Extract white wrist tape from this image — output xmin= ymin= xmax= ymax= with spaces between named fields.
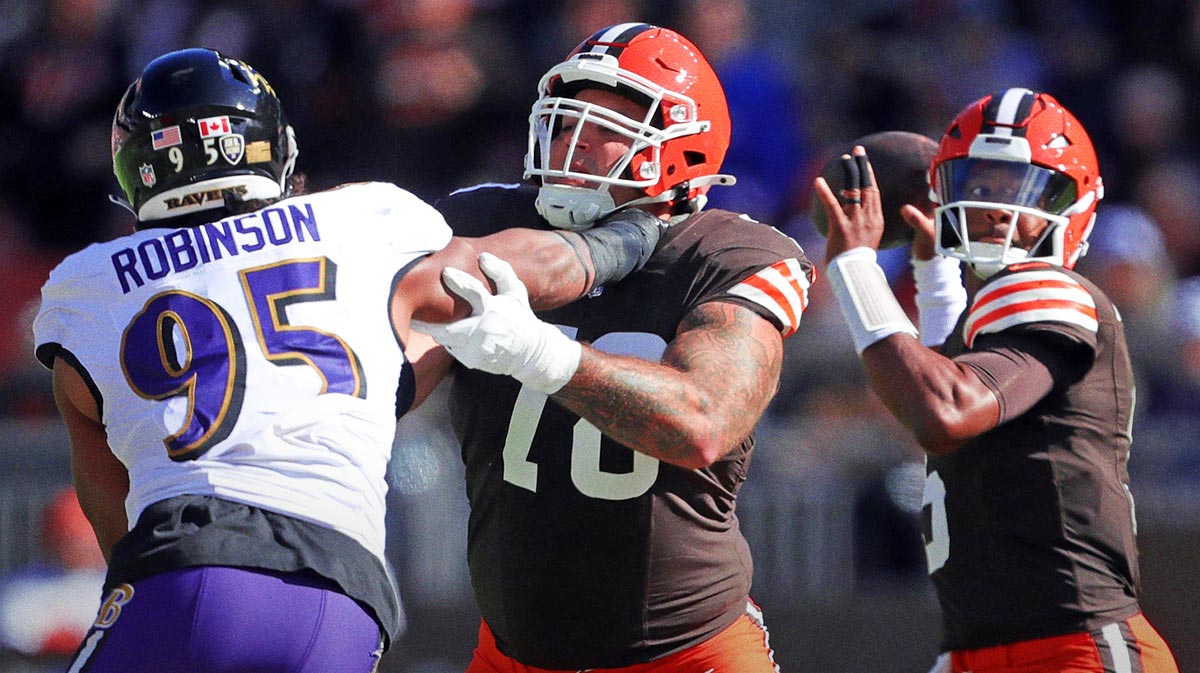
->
xmin=911 ymin=255 xmax=967 ymax=347
xmin=512 ymin=322 xmax=583 ymax=395
xmin=827 ymin=247 xmax=918 ymax=354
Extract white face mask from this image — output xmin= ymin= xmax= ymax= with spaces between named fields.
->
xmin=524 ymin=53 xmax=703 ymax=230
xmin=526 ymin=91 xmax=669 ymax=230
xmin=933 ymin=157 xmax=1075 ymax=278
xmin=935 ymin=203 xmax=1063 ymax=280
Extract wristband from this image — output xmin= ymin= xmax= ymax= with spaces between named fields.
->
xmin=827 ymin=247 xmax=918 ymax=354
xmin=911 ymin=255 xmax=966 ymax=347
xmin=513 ymin=322 xmax=583 ymax=394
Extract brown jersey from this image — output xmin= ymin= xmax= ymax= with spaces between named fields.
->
xmin=927 ymin=262 xmax=1141 ymax=650
xmin=436 ymin=184 xmax=813 ymax=668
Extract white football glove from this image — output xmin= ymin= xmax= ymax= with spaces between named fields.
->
xmin=411 ymin=253 xmax=582 ymax=394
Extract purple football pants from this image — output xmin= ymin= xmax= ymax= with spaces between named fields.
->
xmin=67 ymin=566 xmax=383 ymax=673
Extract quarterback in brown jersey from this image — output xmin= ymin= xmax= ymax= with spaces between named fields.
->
xmin=411 ymin=23 xmax=813 ymax=673
xmin=815 ymin=88 xmax=1179 ymax=673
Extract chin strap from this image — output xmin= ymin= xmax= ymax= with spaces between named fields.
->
xmin=536 ymin=185 xmax=617 ymax=230
xmin=621 ymin=173 xmax=738 ymax=214
xmin=108 ymin=193 xmax=136 ymax=215
xmin=685 ymin=173 xmax=738 ymax=189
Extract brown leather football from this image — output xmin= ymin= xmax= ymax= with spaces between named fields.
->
xmin=811 ymin=130 xmax=938 ymax=249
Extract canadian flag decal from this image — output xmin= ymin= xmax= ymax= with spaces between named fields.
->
xmin=197 ymin=115 xmax=232 ymax=138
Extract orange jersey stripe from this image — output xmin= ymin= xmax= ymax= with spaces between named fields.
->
xmin=973 ymin=277 xmax=1082 ymax=312
xmin=969 ymin=298 xmax=1098 ymax=336
xmin=733 ymin=259 xmax=810 ymax=337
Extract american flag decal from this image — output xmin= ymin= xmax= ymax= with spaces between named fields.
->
xmin=964 ymin=269 xmax=1097 ymax=347
xmin=151 ymin=125 xmax=182 ymax=150
xmin=726 ymin=259 xmax=810 ymax=337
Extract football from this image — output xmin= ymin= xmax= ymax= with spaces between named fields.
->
xmin=811 ymin=130 xmax=939 ymax=249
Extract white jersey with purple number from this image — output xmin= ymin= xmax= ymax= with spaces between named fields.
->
xmin=33 ymin=182 xmax=449 ymax=562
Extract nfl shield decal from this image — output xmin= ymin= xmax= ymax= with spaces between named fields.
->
xmin=140 ymin=164 xmax=157 ymax=188
xmin=220 ymin=134 xmax=246 ymax=165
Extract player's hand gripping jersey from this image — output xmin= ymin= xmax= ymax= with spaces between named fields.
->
xmin=438 ymin=184 xmax=812 ymax=668
xmin=926 ymin=262 xmax=1140 ymax=650
xmin=33 ymin=182 xmax=445 ymax=640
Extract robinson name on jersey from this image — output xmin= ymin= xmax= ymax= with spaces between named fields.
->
xmin=111 ymin=201 xmax=320 ymax=294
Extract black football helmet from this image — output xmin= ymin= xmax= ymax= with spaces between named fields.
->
xmin=112 ymin=48 xmax=297 ymax=222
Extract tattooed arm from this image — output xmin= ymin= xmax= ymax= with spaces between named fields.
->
xmin=552 ymin=301 xmax=783 ymax=469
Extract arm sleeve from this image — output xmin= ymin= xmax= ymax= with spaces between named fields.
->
xmin=956 ymin=330 xmax=1090 ymax=424
xmin=911 ymin=256 xmax=966 ymax=347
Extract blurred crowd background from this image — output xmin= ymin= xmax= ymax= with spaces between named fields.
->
xmin=1 ymin=0 xmax=1198 ymax=671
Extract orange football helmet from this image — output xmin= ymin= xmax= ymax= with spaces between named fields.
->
xmin=930 ymin=88 xmax=1103 ymax=277
xmin=525 ymin=23 xmax=735 ymax=229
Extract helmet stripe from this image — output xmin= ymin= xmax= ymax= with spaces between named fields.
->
xmin=983 ymin=88 xmax=1036 ymax=137
xmin=583 ymin=23 xmax=653 ymax=56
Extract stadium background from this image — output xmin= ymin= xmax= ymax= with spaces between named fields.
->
xmin=0 ymin=0 xmax=1197 ymax=670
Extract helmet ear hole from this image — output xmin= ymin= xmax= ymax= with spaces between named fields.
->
xmin=684 ymin=151 xmax=706 ymax=167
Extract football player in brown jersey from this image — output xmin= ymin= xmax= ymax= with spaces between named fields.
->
xmin=816 ymin=88 xmax=1179 ymax=673
xmin=411 ymin=22 xmax=814 ymax=673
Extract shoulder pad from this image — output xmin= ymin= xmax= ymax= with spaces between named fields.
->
xmin=444 ymin=182 xmax=524 ymax=198
xmin=964 ymin=268 xmax=1097 ymax=348
xmin=435 ymin=183 xmax=540 ymax=236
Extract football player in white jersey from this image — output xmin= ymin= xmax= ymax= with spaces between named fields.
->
xmin=34 ymin=48 xmax=661 ymax=673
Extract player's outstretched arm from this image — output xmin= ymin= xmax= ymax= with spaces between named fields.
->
xmin=394 ymin=208 xmax=661 ymax=406
xmin=556 ymin=300 xmax=783 ymax=469
xmin=51 ymin=359 xmax=128 ymax=561
xmin=413 ymin=252 xmax=784 ymax=469
xmin=395 ymin=207 xmax=662 ymax=329
xmin=815 ymin=147 xmax=1000 ymax=456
